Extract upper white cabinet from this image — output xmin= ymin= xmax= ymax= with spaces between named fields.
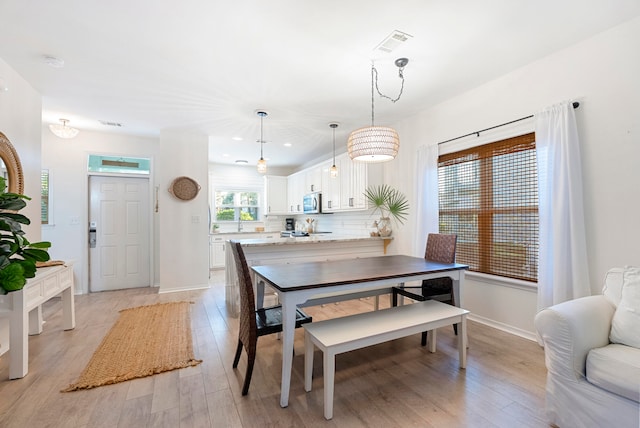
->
xmin=339 ymin=154 xmax=367 ymax=210
xmin=264 ymin=175 xmax=288 ymax=215
xmin=305 ymin=165 xmax=323 ymax=193
xmin=321 ymin=161 xmax=340 ymax=212
xmin=303 ymin=153 xmax=369 ymax=213
xmin=287 ymin=171 xmax=305 ymax=213
xmin=285 ymin=153 xmax=375 ymax=214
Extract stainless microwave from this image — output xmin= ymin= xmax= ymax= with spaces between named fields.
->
xmin=303 ymin=192 xmax=321 ymax=214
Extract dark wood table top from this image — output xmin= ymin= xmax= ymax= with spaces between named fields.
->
xmin=251 ymin=255 xmax=468 ymax=292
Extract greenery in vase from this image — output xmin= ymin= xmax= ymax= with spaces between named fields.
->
xmin=0 ymin=177 xmax=51 ymax=294
xmin=364 ymin=184 xmax=410 ymax=225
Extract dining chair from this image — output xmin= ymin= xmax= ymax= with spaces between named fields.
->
xmin=391 ymin=233 xmax=458 ymax=345
xmin=229 ymin=240 xmax=312 ymax=396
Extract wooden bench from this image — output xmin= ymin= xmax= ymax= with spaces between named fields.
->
xmin=303 ymin=300 xmax=469 ymax=420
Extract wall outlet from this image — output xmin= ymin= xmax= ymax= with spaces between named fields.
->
xmin=69 ymin=216 xmax=80 ymax=225
xmin=191 ymin=215 xmax=200 ymax=224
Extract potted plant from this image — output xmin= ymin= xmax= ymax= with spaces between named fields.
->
xmin=364 ymin=184 xmax=409 ymax=237
xmin=0 ymin=177 xmax=51 ymax=294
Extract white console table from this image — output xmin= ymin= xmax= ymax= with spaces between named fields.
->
xmin=0 ymin=262 xmax=75 ymax=379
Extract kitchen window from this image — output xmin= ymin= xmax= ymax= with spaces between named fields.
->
xmin=214 ymin=190 xmax=260 ymax=222
xmin=438 ymin=133 xmax=538 ymax=282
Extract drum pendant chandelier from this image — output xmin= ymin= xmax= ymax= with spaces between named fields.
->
xmin=348 ymin=58 xmax=408 ymax=163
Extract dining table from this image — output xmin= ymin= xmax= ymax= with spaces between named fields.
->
xmin=251 ymin=254 xmax=469 ymax=407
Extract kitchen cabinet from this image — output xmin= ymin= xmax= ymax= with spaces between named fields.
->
xmin=210 ymin=235 xmax=226 ymax=269
xmin=321 ymin=161 xmax=340 ymax=212
xmin=211 ymin=232 xmax=278 ymax=270
xmin=305 ymin=165 xmax=323 ymax=193
xmin=288 ymin=171 xmax=305 ymax=213
xmin=287 ymin=153 xmax=373 ymax=213
xmin=340 ymin=153 xmax=367 ymax=210
xmin=320 ymin=153 xmax=367 ymax=212
xmin=264 ymin=175 xmax=288 ymax=215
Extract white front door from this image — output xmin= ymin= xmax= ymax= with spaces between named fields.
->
xmin=89 ymin=175 xmax=150 ymax=292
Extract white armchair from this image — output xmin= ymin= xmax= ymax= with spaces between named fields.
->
xmin=534 ymin=268 xmax=640 ymax=428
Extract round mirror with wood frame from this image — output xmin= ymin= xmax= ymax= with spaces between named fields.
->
xmin=0 ymin=131 xmax=25 ymax=194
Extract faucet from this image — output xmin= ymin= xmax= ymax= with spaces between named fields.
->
xmin=237 ymin=217 xmax=243 ymax=232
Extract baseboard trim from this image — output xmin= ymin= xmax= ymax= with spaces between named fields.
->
xmin=468 ymin=313 xmax=537 ymax=342
xmin=158 ymin=283 xmax=211 ymax=294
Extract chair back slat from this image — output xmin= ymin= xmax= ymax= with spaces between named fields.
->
xmin=424 ymin=233 xmax=457 ymax=264
xmin=229 ymin=240 xmax=257 ymax=348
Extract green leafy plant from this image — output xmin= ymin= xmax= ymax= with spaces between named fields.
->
xmin=0 ymin=177 xmax=51 ymax=293
xmin=364 ymin=184 xmax=410 ymax=225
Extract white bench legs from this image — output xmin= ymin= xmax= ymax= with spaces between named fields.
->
xmin=304 ymin=336 xmax=337 ymax=420
xmin=303 ymin=300 xmax=469 ymax=420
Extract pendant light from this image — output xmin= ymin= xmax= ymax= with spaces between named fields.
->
xmin=348 ymin=58 xmax=408 ymax=162
xmin=256 ymin=110 xmax=268 ymax=174
xmin=330 ymin=123 xmax=338 ymax=178
xmin=49 ymin=118 xmax=80 ymax=139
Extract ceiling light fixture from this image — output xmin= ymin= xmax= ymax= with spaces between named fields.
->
xmin=256 ymin=110 xmax=268 ymax=174
xmin=43 ymin=55 xmax=65 ymax=68
xmin=235 ymin=159 xmax=248 ymax=165
xmin=329 ymin=123 xmax=339 ymax=178
xmin=49 ymin=118 xmax=80 ymax=139
xmin=348 ymin=57 xmax=408 ymax=163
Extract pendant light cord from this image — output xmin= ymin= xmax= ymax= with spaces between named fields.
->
xmin=331 ymin=123 xmax=337 ymax=165
xmin=373 ymin=62 xmax=406 ymax=103
xmin=259 ymin=112 xmax=265 ymax=159
xmin=370 ymin=59 xmax=407 ymax=127
xmin=371 ymin=65 xmax=376 ymax=127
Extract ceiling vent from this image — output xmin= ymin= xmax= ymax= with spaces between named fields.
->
xmin=99 ymin=120 xmax=123 ymax=127
xmin=374 ymin=30 xmax=413 ymax=53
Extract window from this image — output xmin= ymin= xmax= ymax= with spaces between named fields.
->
xmin=87 ymin=155 xmax=150 ymax=175
xmin=41 ymin=169 xmax=51 ymax=225
xmin=438 ymin=133 xmax=538 ymax=282
xmin=215 ymin=190 xmax=260 ymax=221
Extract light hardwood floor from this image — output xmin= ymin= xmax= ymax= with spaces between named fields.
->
xmin=0 ymin=271 xmax=550 ymax=427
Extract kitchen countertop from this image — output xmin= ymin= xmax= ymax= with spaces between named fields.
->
xmin=234 ymin=234 xmax=392 ymax=247
xmin=211 ymin=231 xmax=279 ymax=235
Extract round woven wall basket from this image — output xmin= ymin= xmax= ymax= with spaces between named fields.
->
xmin=168 ymin=176 xmax=200 ymax=201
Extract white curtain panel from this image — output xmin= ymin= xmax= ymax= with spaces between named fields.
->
xmin=414 ymin=144 xmax=439 ymax=256
xmin=535 ymin=101 xmax=591 ymax=311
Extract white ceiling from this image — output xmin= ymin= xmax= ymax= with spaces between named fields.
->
xmin=1 ymin=1 xmax=639 ymax=169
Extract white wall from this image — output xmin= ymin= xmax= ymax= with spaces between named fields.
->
xmin=0 ymin=58 xmax=42 ymax=240
xmin=41 ymin=129 xmax=158 ymax=294
xmin=158 ymin=131 xmax=209 ymax=293
xmin=385 ymin=16 xmax=640 ymax=338
xmin=0 ymin=58 xmax=42 ymax=354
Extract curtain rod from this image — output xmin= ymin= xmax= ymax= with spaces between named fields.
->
xmin=437 ymin=101 xmax=580 ymax=146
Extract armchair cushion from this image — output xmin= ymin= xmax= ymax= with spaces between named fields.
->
xmin=587 ymin=344 xmax=640 ymax=402
xmin=609 ymin=267 xmax=640 ymax=348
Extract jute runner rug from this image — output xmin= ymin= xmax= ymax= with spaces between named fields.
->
xmin=62 ymin=301 xmax=202 ymax=392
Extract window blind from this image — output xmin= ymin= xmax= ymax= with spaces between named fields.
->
xmin=438 ymin=133 xmax=538 ymax=282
